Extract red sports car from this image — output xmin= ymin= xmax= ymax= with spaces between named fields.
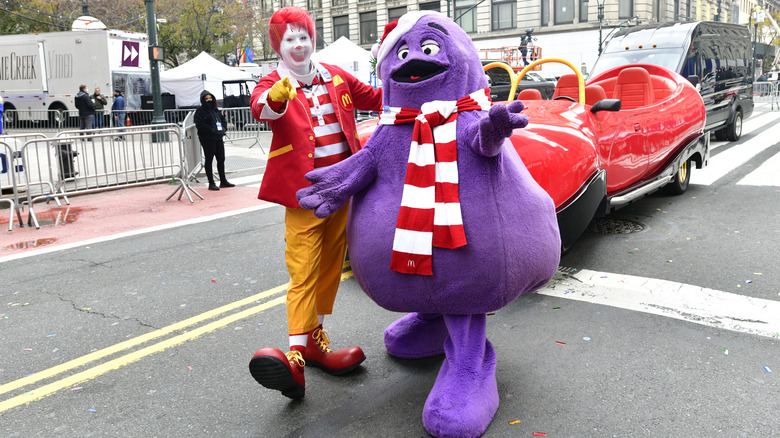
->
xmin=357 ymin=60 xmax=709 ymax=250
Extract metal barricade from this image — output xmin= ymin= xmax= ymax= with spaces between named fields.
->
xmin=221 ymin=107 xmax=268 ymax=152
xmin=20 ymin=124 xmax=202 ymax=228
xmin=754 ymin=81 xmax=780 ymax=110
xmin=182 ymin=112 xmax=203 ymax=181
xmin=0 ymin=133 xmax=48 ymax=230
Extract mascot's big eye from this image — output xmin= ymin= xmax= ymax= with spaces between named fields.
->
xmin=397 ymin=45 xmax=410 ymax=60
xmin=421 ymin=40 xmax=440 ymax=56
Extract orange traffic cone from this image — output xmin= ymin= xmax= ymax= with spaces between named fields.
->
xmin=126 ymin=115 xmax=131 ymax=126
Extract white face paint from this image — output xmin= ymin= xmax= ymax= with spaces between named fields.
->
xmin=280 ymin=25 xmax=314 ymax=76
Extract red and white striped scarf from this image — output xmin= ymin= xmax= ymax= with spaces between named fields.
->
xmin=378 ymin=88 xmax=492 ymax=275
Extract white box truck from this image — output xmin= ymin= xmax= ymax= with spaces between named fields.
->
xmin=0 ymin=28 xmax=151 ymax=127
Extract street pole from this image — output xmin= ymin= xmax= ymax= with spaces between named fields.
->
xmin=598 ymin=1 xmax=604 ymax=56
xmin=144 ymin=0 xmax=166 ymax=128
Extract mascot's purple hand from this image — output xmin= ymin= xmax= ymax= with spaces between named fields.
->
xmin=470 ymin=101 xmax=529 ymax=157
xmin=296 ymin=148 xmax=379 ymax=218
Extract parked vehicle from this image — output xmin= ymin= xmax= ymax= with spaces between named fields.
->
xmin=0 ymin=28 xmax=151 ymax=128
xmin=482 ymin=60 xmax=555 ymax=101
xmin=357 ymin=61 xmax=709 ymax=250
xmin=589 ymin=21 xmax=753 ymax=141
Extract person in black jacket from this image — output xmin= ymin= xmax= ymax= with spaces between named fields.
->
xmin=194 ymin=90 xmax=234 ymax=191
xmin=74 ymin=84 xmax=95 ymax=138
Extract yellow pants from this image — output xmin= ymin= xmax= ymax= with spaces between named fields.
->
xmin=284 ymin=202 xmax=349 ymax=335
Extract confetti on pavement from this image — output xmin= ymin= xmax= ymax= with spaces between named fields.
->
xmin=508 ymin=420 xmax=521 ymax=425
xmin=765 ymin=366 xmax=772 ymax=373
xmin=583 ymin=337 xmax=591 ymax=341
xmin=724 ymin=349 xmax=728 ymax=355
xmin=71 ymin=387 xmax=83 ymax=391
xmin=555 ymin=341 xmax=566 ymax=345
xmin=88 ymin=409 xmax=97 ymax=413
xmin=187 ymin=366 xmax=193 ymax=370
xmin=533 ymin=433 xmax=547 ymax=437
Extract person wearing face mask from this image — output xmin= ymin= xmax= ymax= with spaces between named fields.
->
xmin=194 ymin=90 xmax=234 ymax=190
xmin=247 ymin=6 xmax=382 ymax=400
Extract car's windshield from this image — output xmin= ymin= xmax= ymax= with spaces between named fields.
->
xmin=590 ymin=48 xmax=684 ymax=78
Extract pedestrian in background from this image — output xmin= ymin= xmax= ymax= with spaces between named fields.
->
xmin=91 ymin=87 xmax=107 ymax=129
xmin=194 ymin=90 xmax=233 ymax=191
xmin=0 ymin=95 xmax=5 ymax=135
xmin=112 ymin=89 xmax=126 ymax=139
xmin=519 ymin=29 xmax=535 ymax=66
xmin=74 ymin=84 xmax=95 ymax=138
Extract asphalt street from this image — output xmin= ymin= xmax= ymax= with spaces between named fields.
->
xmin=1 ymin=103 xmax=779 ymax=437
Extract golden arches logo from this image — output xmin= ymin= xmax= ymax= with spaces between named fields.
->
xmin=341 ymin=93 xmax=353 ymax=108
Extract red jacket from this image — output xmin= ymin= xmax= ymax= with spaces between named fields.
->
xmin=250 ymin=62 xmax=382 ymax=208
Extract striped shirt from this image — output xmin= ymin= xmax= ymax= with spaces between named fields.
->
xmin=302 ymin=76 xmax=351 ymax=169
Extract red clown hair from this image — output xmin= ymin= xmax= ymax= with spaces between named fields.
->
xmin=268 ymin=7 xmax=316 ymax=55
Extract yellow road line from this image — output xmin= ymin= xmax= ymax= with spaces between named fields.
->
xmin=0 ymin=284 xmax=287 ymax=397
xmin=0 ymin=296 xmax=287 ymax=414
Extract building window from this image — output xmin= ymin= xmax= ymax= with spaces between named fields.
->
xmin=554 ymin=0 xmax=574 ymax=24
xmin=491 ymin=0 xmax=516 ymax=31
xmin=333 ymin=15 xmax=349 ymax=41
xmin=541 ymin=0 xmax=549 ymax=26
xmin=332 ymin=0 xmax=348 ymax=6
xmin=360 ymin=12 xmax=377 ymax=45
xmin=308 ymin=0 xmax=322 ymax=10
xmin=419 ymin=2 xmax=441 ymax=11
xmin=388 ymin=6 xmax=407 ymax=23
xmin=315 ymin=19 xmax=324 ymax=50
xmin=579 ymin=0 xmax=588 ymax=22
xmin=619 ymin=0 xmax=633 ymax=19
xmin=455 ymin=0 xmax=478 ymax=32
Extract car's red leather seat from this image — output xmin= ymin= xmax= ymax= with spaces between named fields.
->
xmin=584 ymin=85 xmax=607 ymax=106
xmin=650 ymin=75 xmax=677 ymax=101
xmin=518 ymin=88 xmax=543 ymax=101
xmin=553 ymin=74 xmax=580 ymax=100
xmin=613 ymin=67 xmax=654 ymax=109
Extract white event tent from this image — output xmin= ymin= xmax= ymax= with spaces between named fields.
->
xmin=312 ymin=36 xmax=373 ymax=85
xmin=160 ymin=52 xmax=255 ymax=107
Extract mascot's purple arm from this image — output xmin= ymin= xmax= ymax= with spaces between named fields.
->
xmin=296 ymin=100 xmax=528 ymax=217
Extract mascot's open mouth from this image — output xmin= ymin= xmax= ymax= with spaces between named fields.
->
xmin=392 ymin=59 xmax=447 ymax=83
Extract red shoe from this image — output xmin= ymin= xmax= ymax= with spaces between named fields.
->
xmin=249 ymin=346 xmax=305 ymax=399
xmin=303 ymin=325 xmax=365 ymax=375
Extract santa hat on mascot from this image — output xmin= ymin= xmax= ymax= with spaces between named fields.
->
xmin=371 ymin=11 xmax=437 ymax=78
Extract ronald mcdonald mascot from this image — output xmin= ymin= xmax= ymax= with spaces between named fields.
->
xmin=297 ymin=10 xmax=561 ymax=438
xmin=247 ymin=7 xmax=382 ymax=400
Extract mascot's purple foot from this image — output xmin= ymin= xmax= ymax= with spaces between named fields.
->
xmin=423 ymin=314 xmax=498 ymax=438
xmin=384 ymin=312 xmax=448 ymax=359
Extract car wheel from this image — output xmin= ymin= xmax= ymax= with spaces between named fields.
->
xmin=725 ymin=109 xmax=743 ymax=141
xmin=3 ymin=104 xmax=17 ymax=128
xmin=48 ymin=104 xmax=66 ymax=129
xmin=664 ymin=158 xmax=692 ymax=195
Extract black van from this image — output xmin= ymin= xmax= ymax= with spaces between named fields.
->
xmin=589 ymin=21 xmax=754 ymax=141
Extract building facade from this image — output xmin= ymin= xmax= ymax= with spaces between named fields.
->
xmin=253 ymin=0 xmax=776 ymax=74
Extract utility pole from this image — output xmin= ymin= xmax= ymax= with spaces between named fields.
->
xmin=715 ymin=0 xmax=721 ymax=21
xmin=144 ymin=0 xmax=167 ymax=130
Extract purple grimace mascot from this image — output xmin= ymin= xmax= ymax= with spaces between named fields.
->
xmin=297 ymin=11 xmax=561 ymax=438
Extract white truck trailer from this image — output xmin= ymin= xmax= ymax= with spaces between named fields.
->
xmin=0 ymin=28 xmax=151 ymax=127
